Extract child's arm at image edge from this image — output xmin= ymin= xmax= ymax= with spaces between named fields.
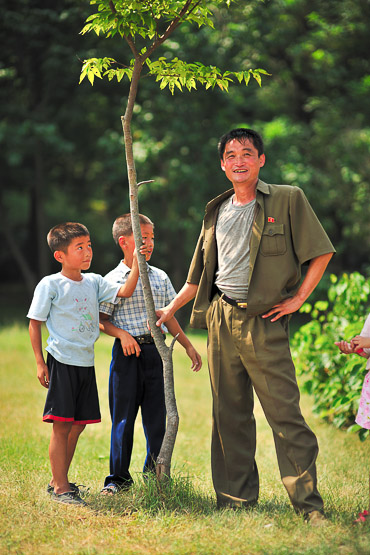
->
xmin=165 ymin=317 xmax=202 ymax=372
xmin=351 ymin=335 xmax=370 ymax=354
xmin=334 ymin=340 xmax=355 ymax=354
xmin=29 ymin=319 xmax=50 ymax=388
xmin=334 ymin=339 xmax=368 ymax=357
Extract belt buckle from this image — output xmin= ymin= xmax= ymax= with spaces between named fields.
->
xmin=136 ymin=335 xmax=148 ymax=344
xmin=236 ymin=301 xmax=247 ymax=309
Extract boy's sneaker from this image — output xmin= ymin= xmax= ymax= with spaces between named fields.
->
xmin=51 ymin=490 xmax=87 ymax=506
xmin=47 ymin=482 xmax=89 ymax=496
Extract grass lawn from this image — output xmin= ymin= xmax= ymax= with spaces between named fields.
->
xmin=1 ymin=323 xmax=370 ymax=554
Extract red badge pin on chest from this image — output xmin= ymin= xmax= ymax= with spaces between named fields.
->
xmin=268 ymin=217 xmax=275 ymax=223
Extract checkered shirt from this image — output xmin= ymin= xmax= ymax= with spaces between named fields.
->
xmin=99 ymin=261 xmax=176 ymax=337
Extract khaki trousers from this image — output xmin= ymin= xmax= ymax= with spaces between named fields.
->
xmin=206 ymin=295 xmax=323 ymax=514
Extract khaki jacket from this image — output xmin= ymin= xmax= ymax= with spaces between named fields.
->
xmin=187 ymin=180 xmax=335 ymax=329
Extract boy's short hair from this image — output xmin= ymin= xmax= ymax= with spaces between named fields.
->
xmin=218 ymin=128 xmax=264 ymax=159
xmin=112 ymin=213 xmax=154 ymax=245
xmin=47 ymin=222 xmax=90 ymax=253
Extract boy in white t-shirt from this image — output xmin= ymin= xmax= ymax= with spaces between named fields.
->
xmin=27 ymin=222 xmax=146 ymax=506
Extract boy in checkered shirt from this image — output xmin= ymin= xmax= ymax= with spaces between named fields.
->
xmin=99 ymin=213 xmax=202 ymax=494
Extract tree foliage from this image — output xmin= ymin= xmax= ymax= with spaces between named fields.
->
xmin=1 ymin=0 xmax=370 ymax=309
xmin=78 ymin=0 xmax=267 ymax=92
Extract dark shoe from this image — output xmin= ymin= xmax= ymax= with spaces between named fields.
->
xmin=47 ymin=482 xmax=88 ymax=496
xmin=100 ymin=483 xmax=120 ymax=496
xmin=306 ymin=510 xmax=328 ymax=527
xmin=51 ymin=490 xmax=87 ymax=506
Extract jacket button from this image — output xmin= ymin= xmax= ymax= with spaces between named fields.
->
xmin=268 ymin=229 xmax=273 ymax=236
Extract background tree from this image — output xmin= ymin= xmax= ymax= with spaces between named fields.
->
xmin=0 ymin=0 xmax=129 ymax=296
xmin=1 ymin=0 xmax=369 ymax=311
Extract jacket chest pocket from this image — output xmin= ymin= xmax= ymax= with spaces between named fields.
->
xmin=260 ymin=224 xmax=286 ymax=256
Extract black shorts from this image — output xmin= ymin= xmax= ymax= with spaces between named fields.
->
xmin=43 ymin=353 xmax=101 ymax=425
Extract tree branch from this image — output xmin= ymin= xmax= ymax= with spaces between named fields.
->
xmin=137 ymin=179 xmax=155 ymax=188
xmin=125 ymin=35 xmax=140 ymax=59
xmin=169 ymin=333 xmax=179 ymax=353
xmin=143 ymin=0 xmax=200 ymax=61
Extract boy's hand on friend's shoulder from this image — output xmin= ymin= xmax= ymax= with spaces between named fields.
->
xmin=185 ymin=345 xmax=202 ymax=372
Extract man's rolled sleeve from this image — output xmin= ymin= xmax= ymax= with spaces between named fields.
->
xmin=289 ymin=187 xmax=335 ymax=265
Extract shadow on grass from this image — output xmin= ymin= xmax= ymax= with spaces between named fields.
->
xmin=85 ymin=472 xmax=297 ymax=522
xmin=86 ymin=472 xmax=215 ymax=517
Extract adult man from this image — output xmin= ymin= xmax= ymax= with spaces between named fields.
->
xmin=156 ymin=128 xmax=334 ymax=524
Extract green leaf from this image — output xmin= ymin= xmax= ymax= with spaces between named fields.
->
xmin=244 ymin=72 xmax=251 ymax=86
xmin=252 ymin=71 xmax=262 ymax=87
xmin=87 ymin=71 xmax=95 ymax=85
xmin=160 ymin=77 xmax=169 ymax=90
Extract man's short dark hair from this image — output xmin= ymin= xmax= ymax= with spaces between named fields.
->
xmin=112 ymin=213 xmax=154 ymax=245
xmin=47 ymin=222 xmax=90 ymax=253
xmin=218 ymin=128 xmax=264 ymax=159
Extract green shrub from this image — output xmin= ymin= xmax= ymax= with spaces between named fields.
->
xmin=291 ymin=272 xmax=370 ymax=441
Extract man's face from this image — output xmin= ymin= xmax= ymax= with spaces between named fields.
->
xmin=221 ymin=138 xmax=265 ymax=188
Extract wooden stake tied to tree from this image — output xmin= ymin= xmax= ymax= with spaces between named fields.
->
xmin=80 ymin=0 xmax=268 ymax=480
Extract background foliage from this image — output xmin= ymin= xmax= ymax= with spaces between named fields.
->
xmin=1 ymin=0 xmax=370 ymax=306
xmin=292 ymin=272 xmax=370 ymax=440
xmin=1 ymin=0 xmax=370 ymax=438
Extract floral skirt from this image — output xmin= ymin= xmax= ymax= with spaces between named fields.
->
xmin=355 ymin=370 xmax=370 ymax=430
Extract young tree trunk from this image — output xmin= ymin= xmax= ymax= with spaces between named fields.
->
xmin=121 ymin=58 xmax=179 ymax=480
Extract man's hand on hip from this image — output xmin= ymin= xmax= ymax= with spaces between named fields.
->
xmin=262 ymin=295 xmax=304 ymax=322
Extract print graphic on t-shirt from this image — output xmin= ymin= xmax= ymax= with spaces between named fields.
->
xmin=72 ymin=296 xmax=95 ymax=334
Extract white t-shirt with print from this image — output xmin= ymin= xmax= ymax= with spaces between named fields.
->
xmin=27 ymin=272 xmax=120 ymax=366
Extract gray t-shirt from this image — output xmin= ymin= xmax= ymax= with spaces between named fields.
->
xmin=215 ymin=196 xmax=256 ymax=300
xmin=27 ymin=272 xmax=120 ymax=366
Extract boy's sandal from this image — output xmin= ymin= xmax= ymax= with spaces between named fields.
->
xmin=100 ymin=483 xmax=120 ymax=495
xmin=353 ymin=510 xmax=370 ymax=524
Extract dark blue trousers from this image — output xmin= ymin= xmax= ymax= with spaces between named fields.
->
xmin=104 ymin=338 xmax=166 ymax=488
